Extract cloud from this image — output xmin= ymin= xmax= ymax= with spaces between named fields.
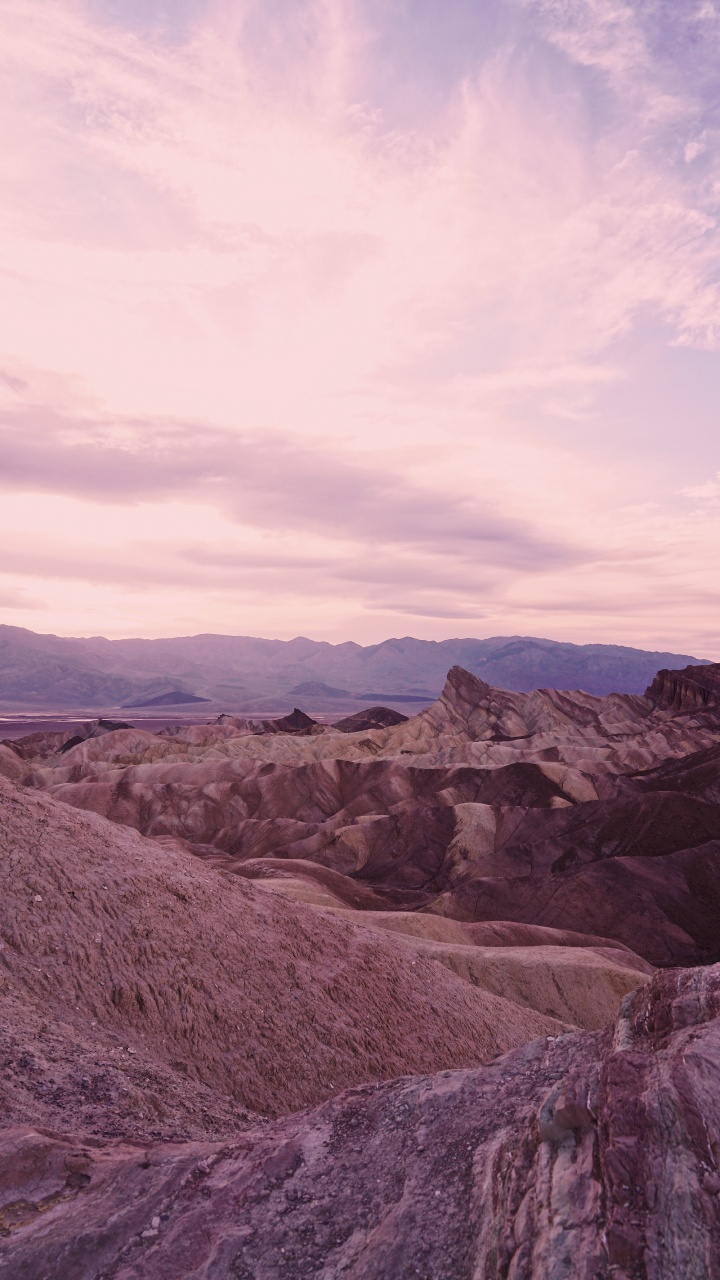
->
xmin=3 ymin=0 xmax=720 ymax=399
xmin=0 ymin=404 xmax=584 ymax=571
xmin=364 ymin=602 xmax=487 ymax=620
xmin=0 ymin=587 xmax=45 ymax=610
xmin=0 ymin=1 xmax=719 ymax=650
xmin=680 ymin=473 xmax=720 ymax=500
xmin=0 ymin=525 xmax=543 ymax=599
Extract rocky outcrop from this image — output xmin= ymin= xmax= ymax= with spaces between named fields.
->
xmin=3 ymin=718 xmax=132 ymax=762
xmin=405 ymin=664 xmax=656 ymax=745
xmin=0 ymin=743 xmax=26 ymax=782
xmin=646 ymin=662 xmax=720 ymax=711
xmin=332 ymin=706 xmax=408 ymax=732
xmin=427 ymin=790 xmax=720 ymax=965
xmin=621 ymin=740 xmax=720 ymax=806
xmin=263 ymin=708 xmax=319 ymax=734
xmin=431 ymin=839 xmax=720 ymax=967
xmin=214 ymin=708 xmax=320 ymax=735
xmin=2 ymin=964 xmax=720 ymax=1279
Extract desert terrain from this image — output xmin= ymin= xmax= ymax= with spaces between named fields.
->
xmin=2 ymin=656 xmax=720 ymax=1275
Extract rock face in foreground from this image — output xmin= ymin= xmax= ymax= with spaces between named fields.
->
xmin=2 ymin=964 xmax=720 ymax=1279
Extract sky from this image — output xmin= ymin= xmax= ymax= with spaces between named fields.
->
xmin=1 ymin=0 xmax=720 ymax=653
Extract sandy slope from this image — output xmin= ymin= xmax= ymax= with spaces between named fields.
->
xmin=0 ymin=742 xmax=26 ymax=783
xmin=0 ymin=776 xmax=568 ymax=1130
xmin=237 ymin=885 xmax=653 ymax=1029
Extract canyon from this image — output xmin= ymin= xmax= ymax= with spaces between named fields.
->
xmin=2 ymin=656 xmax=720 ymax=1275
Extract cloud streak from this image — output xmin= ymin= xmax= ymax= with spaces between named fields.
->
xmin=0 ymin=0 xmax=719 ymax=651
xmin=0 ymin=403 xmax=584 ymax=569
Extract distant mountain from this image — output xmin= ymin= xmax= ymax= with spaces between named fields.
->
xmin=0 ymin=624 xmax=711 ymax=711
xmin=121 ymin=691 xmax=212 ymax=708
xmin=288 ymin=682 xmax=352 ymax=699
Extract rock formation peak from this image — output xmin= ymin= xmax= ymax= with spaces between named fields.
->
xmin=646 ymin=661 xmax=720 ymax=711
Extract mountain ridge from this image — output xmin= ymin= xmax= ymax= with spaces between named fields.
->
xmin=0 ymin=623 xmax=711 ymax=710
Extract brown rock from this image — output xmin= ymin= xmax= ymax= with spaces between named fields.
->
xmin=2 ymin=964 xmax=720 ymax=1278
xmin=0 ymin=774 xmax=565 ymax=1128
xmin=332 ymin=706 xmax=409 ymax=732
xmin=646 ymin=662 xmax=720 ymax=711
xmin=0 ymin=743 xmax=26 ymax=783
xmin=14 ymin=662 xmax=720 ymax=967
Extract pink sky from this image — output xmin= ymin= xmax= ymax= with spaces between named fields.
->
xmin=1 ymin=0 xmax=720 ymax=653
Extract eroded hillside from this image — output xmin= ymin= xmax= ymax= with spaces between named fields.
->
xmin=10 ymin=662 xmax=720 ymax=966
xmin=2 ymin=660 xmax=720 ymax=1275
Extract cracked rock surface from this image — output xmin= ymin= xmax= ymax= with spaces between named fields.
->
xmin=2 ymin=965 xmax=720 ymax=1279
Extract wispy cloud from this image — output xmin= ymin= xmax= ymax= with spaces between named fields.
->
xmin=0 ymin=401 xmax=582 ymax=569
xmin=680 ymin=472 xmax=720 ymax=501
xmin=0 ymin=588 xmax=45 ymax=610
xmin=0 ymin=0 xmax=719 ymax=650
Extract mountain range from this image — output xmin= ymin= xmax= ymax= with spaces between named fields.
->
xmin=0 ymin=623 xmax=710 ymax=712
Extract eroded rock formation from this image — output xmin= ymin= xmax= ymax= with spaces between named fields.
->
xmin=3 ymin=658 xmax=720 ymax=1274
xmin=646 ymin=661 xmax=720 ymax=711
xmin=0 ymin=776 xmax=567 ymax=1129
xmin=14 ymin=663 xmax=720 ymax=966
xmin=2 ymin=965 xmax=720 ymax=1278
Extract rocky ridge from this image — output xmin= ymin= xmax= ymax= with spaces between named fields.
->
xmin=1 ymin=775 xmax=575 ymax=1127
xmin=646 ymin=660 xmax=720 ymax=711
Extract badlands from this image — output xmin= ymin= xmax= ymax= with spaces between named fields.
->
xmin=2 ymin=660 xmax=720 ymax=1276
